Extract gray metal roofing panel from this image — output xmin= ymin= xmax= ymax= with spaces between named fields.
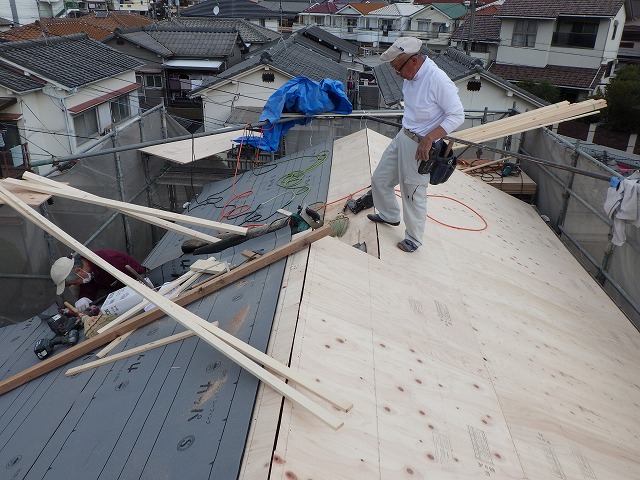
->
xmin=0 ymin=63 xmax=45 ymax=93
xmin=0 ymin=142 xmax=334 ymax=480
xmin=293 ymin=34 xmax=342 ymax=62
xmin=299 ymin=25 xmax=360 ymax=56
xmin=0 ymin=34 xmax=143 ymax=89
xmin=159 ymin=18 xmax=280 ymax=44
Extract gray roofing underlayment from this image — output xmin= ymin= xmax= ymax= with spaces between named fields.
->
xmin=0 ymin=142 xmax=333 ymax=479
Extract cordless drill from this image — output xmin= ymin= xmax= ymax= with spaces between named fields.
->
xmin=33 ymin=312 xmax=83 ymax=360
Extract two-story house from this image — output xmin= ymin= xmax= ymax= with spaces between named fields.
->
xmin=103 ymin=20 xmax=280 ymax=130
xmin=0 ymin=0 xmax=65 ymax=25
xmin=295 ymin=1 xmax=467 ymax=53
xmin=179 ymin=0 xmax=283 ymax=32
xmin=487 ymin=0 xmax=627 ymax=101
xmin=0 ymin=33 xmax=143 ymax=177
xmin=190 ymin=29 xmax=350 ymax=143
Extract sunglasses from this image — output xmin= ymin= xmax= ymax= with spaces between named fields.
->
xmin=393 ymin=54 xmax=417 ymax=73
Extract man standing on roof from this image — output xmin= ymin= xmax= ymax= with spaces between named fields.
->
xmin=368 ymin=37 xmax=465 ymax=252
xmin=50 ymin=250 xmax=147 ymax=312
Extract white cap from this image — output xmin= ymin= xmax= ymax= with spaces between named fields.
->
xmin=380 ymin=37 xmax=423 ymax=62
xmin=50 ymin=256 xmax=74 ymax=295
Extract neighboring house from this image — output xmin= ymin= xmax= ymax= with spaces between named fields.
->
xmin=116 ymin=0 xmax=154 ymax=15
xmin=618 ymin=16 xmax=640 ymax=66
xmin=101 ymin=17 xmax=280 ymax=131
xmin=254 ymin=0 xmax=311 ymax=33
xmin=190 ymin=33 xmax=350 ymax=132
xmin=0 ymin=0 xmax=65 ymax=25
xmin=158 ymin=17 xmax=281 ymax=51
xmin=0 ymin=33 xmax=143 ymax=176
xmin=0 ymin=11 xmax=154 ymax=42
xmin=179 ymin=0 xmax=282 ymax=32
xmin=487 ymin=0 xmax=627 ymax=101
xmin=451 ymin=0 xmax=504 ymax=64
xmin=373 ymin=46 xmax=546 ymax=126
xmin=295 ymin=1 xmax=466 ymax=52
xmin=104 ymin=24 xmax=254 ymax=130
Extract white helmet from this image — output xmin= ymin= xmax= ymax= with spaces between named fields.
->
xmin=50 ymin=256 xmax=74 ymax=295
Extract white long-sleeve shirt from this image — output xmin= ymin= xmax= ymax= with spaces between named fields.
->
xmin=402 ymin=56 xmax=465 ymax=137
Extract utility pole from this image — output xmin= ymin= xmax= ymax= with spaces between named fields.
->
xmin=465 ymin=0 xmax=476 ymax=56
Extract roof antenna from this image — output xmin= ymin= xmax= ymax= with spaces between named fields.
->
xmin=213 ymin=3 xmax=220 ymax=15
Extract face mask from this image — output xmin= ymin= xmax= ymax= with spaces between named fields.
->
xmin=79 ymin=269 xmax=93 ymax=284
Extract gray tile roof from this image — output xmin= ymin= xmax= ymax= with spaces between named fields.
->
xmin=487 ymin=62 xmax=608 ymax=90
xmin=193 ymin=36 xmax=349 ymax=93
xmin=0 ymin=33 xmax=143 ymax=89
xmin=159 ymin=18 xmax=280 ymax=44
xmin=452 ymin=16 xmax=502 ymax=42
xmin=116 ymin=26 xmax=240 ymax=57
xmin=0 ymin=63 xmax=45 ymax=93
xmin=497 ymin=0 xmax=625 ymax=18
xmin=179 ymin=0 xmax=282 ymax=20
xmin=258 ymin=0 xmax=314 ymax=14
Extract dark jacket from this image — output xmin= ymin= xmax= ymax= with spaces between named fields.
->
xmin=78 ymin=249 xmax=146 ymax=301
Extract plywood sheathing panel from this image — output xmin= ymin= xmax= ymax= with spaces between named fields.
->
xmin=270 ymin=130 xmax=640 ymax=479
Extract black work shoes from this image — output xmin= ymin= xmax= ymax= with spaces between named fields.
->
xmin=367 ymin=213 xmax=400 ymax=226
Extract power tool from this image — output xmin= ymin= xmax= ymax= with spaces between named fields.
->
xmin=344 ymin=189 xmax=374 ymax=215
xmin=33 ymin=312 xmax=83 ymax=360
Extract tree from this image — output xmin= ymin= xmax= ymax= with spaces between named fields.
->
xmin=603 ymin=65 xmax=640 ymax=134
xmin=515 ymin=79 xmax=561 ymax=104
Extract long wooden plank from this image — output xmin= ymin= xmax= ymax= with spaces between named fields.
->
xmin=20 ymin=172 xmax=248 ymax=235
xmin=460 ymin=105 xmax=604 ymax=142
xmin=0 ymin=184 xmax=345 ymax=430
xmin=456 ymin=100 xmax=605 ymax=144
xmin=0 ymin=207 xmax=343 ymax=407
xmin=1 ymin=178 xmax=223 ymax=243
xmin=65 ymin=330 xmax=197 ymax=375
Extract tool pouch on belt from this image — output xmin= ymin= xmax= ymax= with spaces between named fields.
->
xmin=418 ymin=140 xmax=457 ymax=185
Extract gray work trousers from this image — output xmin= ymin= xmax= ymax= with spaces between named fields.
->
xmin=371 ymin=130 xmax=429 ymax=247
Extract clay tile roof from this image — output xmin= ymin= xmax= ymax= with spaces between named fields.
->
xmin=0 ymin=12 xmax=154 ymax=43
xmin=348 ymin=3 xmax=390 ymax=14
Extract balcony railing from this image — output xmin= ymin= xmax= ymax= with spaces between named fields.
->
xmin=0 ymin=143 xmax=30 ymax=179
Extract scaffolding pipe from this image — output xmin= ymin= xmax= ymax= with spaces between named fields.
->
xmin=30 ymin=109 xmax=514 ymax=167
xmin=453 ymin=138 xmax=620 ymax=181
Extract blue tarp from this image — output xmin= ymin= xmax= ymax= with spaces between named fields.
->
xmin=234 ymin=76 xmax=353 ymax=151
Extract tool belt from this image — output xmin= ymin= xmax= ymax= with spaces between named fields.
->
xmin=418 ymin=139 xmax=457 ymax=185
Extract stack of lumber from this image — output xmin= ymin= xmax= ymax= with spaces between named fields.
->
xmin=452 ymin=99 xmax=606 ymax=145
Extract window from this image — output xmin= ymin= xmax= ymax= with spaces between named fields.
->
xmin=512 ymin=19 xmax=537 ymax=47
xmin=552 ymin=18 xmax=598 ymax=49
xmin=417 ymin=19 xmax=430 ymax=32
xmin=110 ymin=94 xmax=131 ymax=124
xmin=73 ymin=108 xmax=99 ymax=145
xmin=145 ymin=74 xmax=162 ymax=88
xmin=313 ymin=16 xmax=324 ymax=26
